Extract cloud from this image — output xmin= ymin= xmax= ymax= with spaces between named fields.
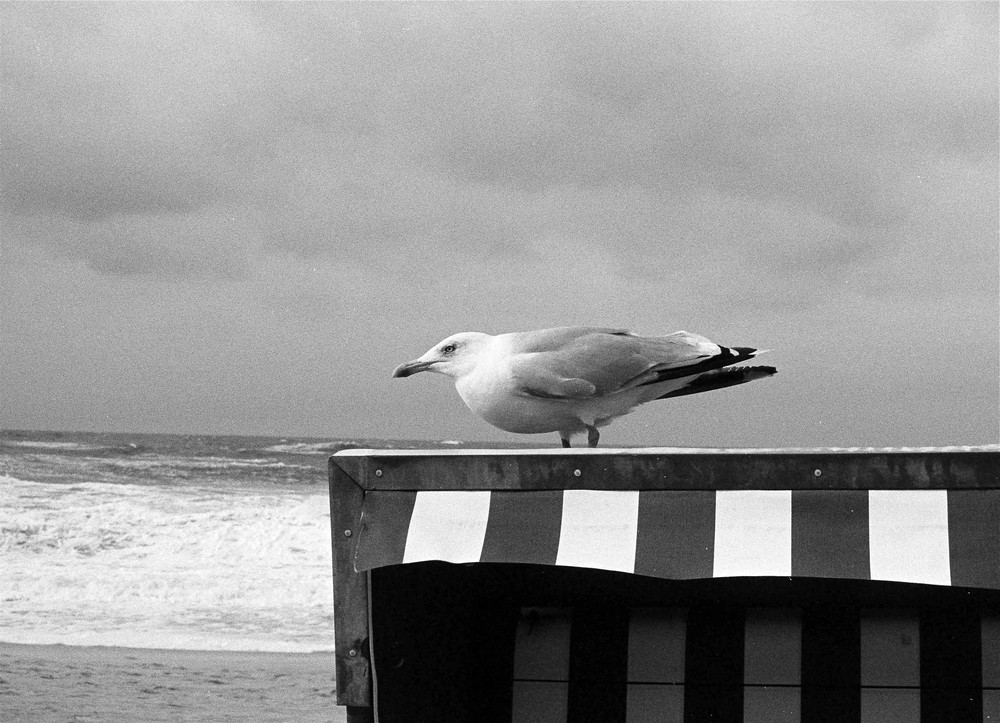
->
xmin=409 ymin=5 xmax=995 ymax=198
xmin=0 ymin=1 xmax=995 ymax=301
xmin=2 ymin=5 xmax=244 ymax=219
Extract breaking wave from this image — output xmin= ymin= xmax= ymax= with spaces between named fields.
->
xmin=1 ymin=473 xmax=334 ymax=652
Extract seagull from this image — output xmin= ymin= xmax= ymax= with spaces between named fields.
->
xmin=392 ymin=326 xmax=776 ymax=448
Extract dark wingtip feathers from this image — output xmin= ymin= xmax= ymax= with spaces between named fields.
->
xmin=657 ymin=364 xmax=777 ymax=400
xmin=640 ymin=345 xmax=764 ymax=385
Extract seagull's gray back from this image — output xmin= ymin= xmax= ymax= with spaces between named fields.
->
xmin=503 ymin=327 xmax=720 ymax=396
xmin=503 ymin=326 xmax=631 ymax=354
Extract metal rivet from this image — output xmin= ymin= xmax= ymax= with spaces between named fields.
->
xmin=348 ymin=649 xmax=357 ymax=657
xmin=344 ymin=529 xmax=352 ymax=538
xmin=573 ymin=469 xmax=582 ymax=477
xmin=814 ymin=469 xmax=822 ymax=477
xmin=375 ymin=469 xmax=383 ymax=477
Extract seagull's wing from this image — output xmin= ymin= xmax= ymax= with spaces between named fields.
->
xmin=507 ymin=328 xmax=731 ymax=399
xmin=509 ymin=364 xmax=598 ymax=399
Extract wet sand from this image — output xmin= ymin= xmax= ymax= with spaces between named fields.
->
xmin=0 ymin=643 xmax=347 ymax=722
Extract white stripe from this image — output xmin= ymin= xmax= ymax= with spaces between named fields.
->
xmin=555 ymin=490 xmax=639 ymax=573
xmin=402 ymin=490 xmax=492 ymax=564
xmin=713 ymin=490 xmax=792 ymax=577
xmin=869 ymin=490 xmax=951 ymax=585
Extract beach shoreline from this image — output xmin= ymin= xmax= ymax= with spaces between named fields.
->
xmin=0 ymin=642 xmax=346 ymax=722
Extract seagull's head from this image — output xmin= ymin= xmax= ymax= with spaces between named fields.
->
xmin=392 ymin=332 xmax=491 ymax=380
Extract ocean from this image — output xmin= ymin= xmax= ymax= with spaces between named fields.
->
xmin=0 ymin=429 xmax=476 ymax=654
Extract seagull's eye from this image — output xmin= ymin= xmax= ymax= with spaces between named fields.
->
xmin=442 ymin=343 xmax=457 ymax=354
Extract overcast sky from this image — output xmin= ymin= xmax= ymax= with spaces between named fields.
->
xmin=2 ymin=2 xmax=997 ymax=447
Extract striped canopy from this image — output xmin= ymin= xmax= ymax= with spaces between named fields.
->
xmin=342 ymin=448 xmax=1000 ymax=589
xmin=352 ymin=487 xmax=999 ymax=589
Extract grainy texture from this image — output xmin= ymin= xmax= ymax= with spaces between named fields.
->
xmin=0 ymin=643 xmax=345 ymax=723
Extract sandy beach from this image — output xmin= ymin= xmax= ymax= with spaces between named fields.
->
xmin=0 ymin=643 xmax=345 ymax=722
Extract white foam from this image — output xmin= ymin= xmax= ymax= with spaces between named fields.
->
xmin=262 ymin=442 xmax=345 ymax=455
xmin=0 ymin=474 xmax=335 ymax=652
xmin=4 ymin=440 xmax=93 ymax=451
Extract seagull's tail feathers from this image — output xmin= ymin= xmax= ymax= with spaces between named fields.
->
xmin=657 ymin=365 xmax=777 ymax=400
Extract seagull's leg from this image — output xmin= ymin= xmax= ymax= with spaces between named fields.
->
xmin=586 ymin=425 xmax=600 ymax=448
xmin=560 ymin=435 xmax=572 ymax=448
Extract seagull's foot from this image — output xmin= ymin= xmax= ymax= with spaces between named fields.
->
xmin=587 ymin=425 xmax=600 ymax=448
xmin=560 ymin=436 xmax=572 ymax=448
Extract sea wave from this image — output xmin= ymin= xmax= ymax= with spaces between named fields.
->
xmin=99 ymin=455 xmax=317 ymax=473
xmin=0 ymin=440 xmax=143 ymax=454
xmin=258 ymin=438 xmax=463 ymax=455
xmin=4 ymin=440 xmax=92 ymax=450
xmin=260 ymin=441 xmax=354 ymax=455
xmin=0 ymin=450 xmax=325 ymax=492
xmin=0 ymin=474 xmax=335 ymax=652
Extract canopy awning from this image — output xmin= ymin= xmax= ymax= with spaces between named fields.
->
xmin=353 ymin=487 xmax=1000 ymax=589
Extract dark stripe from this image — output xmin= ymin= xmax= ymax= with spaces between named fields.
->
xmin=920 ymin=608 xmax=983 ymax=719
xmin=568 ymin=606 xmax=629 ymax=722
xmin=791 ymin=491 xmax=870 ymax=581
xmin=684 ymin=606 xmax=745 ymax=722
xmin=354 ymin=490 xmax=417 ymax=571
xmin=948 ymin=490 xmax=1000 ymax=589
xmin=468 ymin=605 xmax=519 ymax=722
xmin=480 ymin=491 xmax=563 ymax=565
xmin=801 ymin=606 xmax=860 ymax=723
xmin=634 ymin=491 xmax=715 ymax=579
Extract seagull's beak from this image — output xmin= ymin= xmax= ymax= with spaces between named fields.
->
xmin=392 ymin=359 xmax=435 ymax=378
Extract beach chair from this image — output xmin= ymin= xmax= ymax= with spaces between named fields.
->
xmin=329 ymin=446 xmax=1000 ymax=722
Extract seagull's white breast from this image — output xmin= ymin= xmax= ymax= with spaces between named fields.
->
xmin=453 ymin=337 xmax=584 ymax=434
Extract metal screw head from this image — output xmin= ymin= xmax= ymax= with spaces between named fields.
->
xmin=348 ymin=648 xmax=357 ymax=658
xmin=814 ymin=469 xmax=822 ymax=477
xmin=573 ymin=469 xmax=582 ymax=477
xmin=344 ymin=529 xmax=352 ymax=538
xmin=375 ymin=469 xmax=383 ymax=477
